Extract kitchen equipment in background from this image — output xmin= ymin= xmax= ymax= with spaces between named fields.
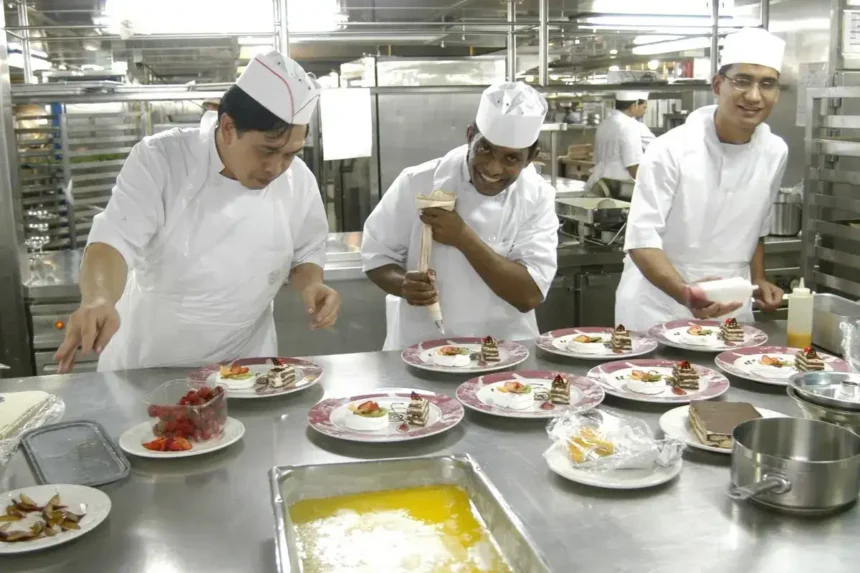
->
xmin=789 ymin=386 xmax=860 ymax=436
xmin=770 ymin=184 xmax=803 ymax=236
xmin=786 ymin=279 xmax=814 ymax=348
xmin=556 ymin=197 xmax=629 ymax=246
xmin=789 ymin=371 xmax=860 ymax=413
xmin=574 ymin=271 xmax=623 ymax=326
xmin=728 ymin=417 xmax=860 ymax=514
xmin=813 ymin=293 xmax=860 ymax=354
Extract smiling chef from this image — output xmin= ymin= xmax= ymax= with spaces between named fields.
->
xmin=361 ymin=81 xmax=559 ymax=350
xmin=615 ymin=28 xmax=788 ymax=331
xmin=54 ymin=51 xmax=341 ymax=372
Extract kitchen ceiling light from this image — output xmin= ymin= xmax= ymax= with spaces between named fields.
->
xmin=589 ymin=0 xmax=735 ymax=16
xmin=631 ymin=36 xmax=714 ymax=56
xmin=647 ymin=59 xmax=660 ymax=70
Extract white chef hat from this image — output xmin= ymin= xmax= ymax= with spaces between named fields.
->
xmin=475 ymin=82 xmax=548 ymax=149
xmin=236 ymin=51 xmax=321 ymax=125
xmin=615 ymin=91 xmax=649 ymax=101
xmin=720 ymin=27 xmax=786 ymax=73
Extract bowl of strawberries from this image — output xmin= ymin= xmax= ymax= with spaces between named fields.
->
xmin=143 ymin=380 xmax=228 ymax=451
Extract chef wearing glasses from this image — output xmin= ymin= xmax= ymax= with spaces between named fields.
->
xmin=616 ymin=28 xmax=788 ymax=330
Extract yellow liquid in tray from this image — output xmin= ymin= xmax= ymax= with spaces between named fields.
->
xmin=289 ymin=485 xmax=513 ymax=573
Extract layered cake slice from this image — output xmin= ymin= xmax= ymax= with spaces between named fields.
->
xmin=407 ymin=392 xmax=430 ymax=426
xmin=671 ymin=361 xmax=700 ymax=390
xmin=481 ymin=336 xmax=500 ymax=362
xmin=254 ymin=364 xmax=297 ymax=393
xmin=689 ymin=401 xmax=761 ymax=448
xmin=720 ymin=318 xmax=745 ymax=343
xmin=550 ymin=374 xmax=570 ymax=405
xmin=795 ymin=346 xmax=825 ymax=372
xmin=611 ymin=324 xmax=633 ymax=353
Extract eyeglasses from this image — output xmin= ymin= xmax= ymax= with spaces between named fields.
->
xmin=723 ymin=74 xmax=780 ymax=95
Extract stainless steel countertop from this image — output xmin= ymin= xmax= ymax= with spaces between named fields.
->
xmin=1 ymin=320 xmax=852 ymax=573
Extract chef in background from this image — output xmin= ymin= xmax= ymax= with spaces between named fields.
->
xmin=585 ymin=91 xmax=649 ymax=192
xmin=54 ymin=51 xmax=341 ymax=372
xmin=361 ymin=82 xmax=559 ymax=350
xmin=637 ymin=107 xmax=656 ymax=151
xmin=616 ymin=27 xmax=787 ymax=331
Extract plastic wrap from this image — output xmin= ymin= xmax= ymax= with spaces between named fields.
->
xmin=543 ymin=409 xmax=683 ymax=472
xmin=0 ymin=394 xmax=65 ymax=466
xmin=840 ymin=319 xmax=860 ymax=373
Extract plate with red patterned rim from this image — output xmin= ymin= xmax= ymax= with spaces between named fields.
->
xmin=714 ymin=346 xmax=850 ymax=386
xmin=648 ymin=320 xmax=768 ymax=352
xmin=307 ymin=388 xmax=465 ymax=443
xmin=455 ymin=370 xmax=605 ymax=419
xmin=536 ymin=327 xmax=658 ymax=360
xmin=188 ymin=357 xmax=323 ymax=399
xmin=401 ymin=338 xmax=529 ymax=374
xmin=586 ymin=359 xmax=731 ymax=404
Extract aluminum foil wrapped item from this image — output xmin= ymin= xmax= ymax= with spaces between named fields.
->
xmin=840 ymin=319 xmax=860 ymax=373
xmin=543 ymin=409 xmax=683 ymax=472
xmin=0 ymin=391 xmax=65 ymax=466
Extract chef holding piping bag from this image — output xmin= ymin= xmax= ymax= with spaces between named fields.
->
xmin=54 ymin=51 xmax=341 ymax=372
xmin=361 ymin=82 xmax=559 ymax=350
xmin=616 ymin=28 xmax=787 ymax=331
xmin=585 ymin=90 xmax=648 ymax=194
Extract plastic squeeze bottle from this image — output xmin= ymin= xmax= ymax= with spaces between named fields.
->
xmin=787 ymin=279 xmax=813 ymax=349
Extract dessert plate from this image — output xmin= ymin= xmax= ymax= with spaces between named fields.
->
xmin=545 ymin=444 xmax=683 ymax=490
xmin=535 ymin=327 xmax=658 ymax=361
xmin=586 ymin=359 xmax=730 ymax=404
xmin=188 ymin=357 xmax=323 ymax=399
xmin=118 ymin=417 xmax=245 ymax=459
xmin=648 ymin=320 xmax=768 ymax=352
xmin=0 ymin=484 xmax=111 ymax=555
xmin=659 ymin=405 xmax=788 ymax=454
xmin=456 ymin=370 xmax=604 ymax=419
xmin=307 ymin=388 xmax=464 ymax=443
xmin=402 ymin=338 xmax=529 ymax=374
xmin=714 ymin=346 xmax=849 ymax=386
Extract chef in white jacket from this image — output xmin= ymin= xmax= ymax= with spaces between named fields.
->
xmin=361 ymin=82 xmax=559 ymax=350
xmin=585 ymin=91 xmax=649 ymax=191
xmin=55 ymin=51 xmax=341 ymax=372
xmin=616 ymin=28 xmax=788 ymax=331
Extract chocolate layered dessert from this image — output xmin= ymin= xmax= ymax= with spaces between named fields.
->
xmin=795 ymin=346 xmax=825 ymax=372
xmin=254 ymin=364 xmax=297 ymax=394
xmin=407 ymin=392 xmax=430 ymax=426
xmin=720 ymin=318 xmax=744 ymax=343
xmin=549 ymin=374 xmax=570 ymax=405
xmin=689 ymin=401 xmax=761 ymax=448
xmin=671 ymin=361 xmax=700 ymax=390
xmin=611 ymin=324 xmax=633 ymax=353
xmin=481 ymin=336 xmax=500 ymax=362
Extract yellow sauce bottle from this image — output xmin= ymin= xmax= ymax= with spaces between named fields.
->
xmin=787 ymin=279 xmax=813 ymax=349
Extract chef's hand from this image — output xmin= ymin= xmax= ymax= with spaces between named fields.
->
xmin=682 ymin=277 xmax=742 ymax=320
xmin=54 ymin=297 xmax=120 ymax=373
xmin=420 ymin=208 xmax=467 ymax=247
xmin=402 ymin=270 xmax=438 ymax=307
xmin=754 ymin=279 xmax=784 ymax=312
xmin=302 ymin=283 xmax=341 ymax=330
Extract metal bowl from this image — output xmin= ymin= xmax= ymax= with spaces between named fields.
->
xmin=788 ymin=371 xmax=860 ymax=412
xmin=788 ymin=386 xmax=860 ymax=435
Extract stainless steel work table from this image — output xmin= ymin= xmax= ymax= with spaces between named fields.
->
xmin=1 ymin=321 xmax=853 ymax=573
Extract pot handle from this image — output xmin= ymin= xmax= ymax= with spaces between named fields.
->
xmin=727 ymin=474 xmax=792 ymax=501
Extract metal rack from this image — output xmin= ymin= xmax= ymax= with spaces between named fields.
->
xmin=803 ymin=86 xmax=860 ymax=298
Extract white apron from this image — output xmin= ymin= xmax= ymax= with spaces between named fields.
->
xmin=382 ymin=150 xmax=543 ymax=350
xmin=615 ymin=105 xmax=787 ymax=332
xmin=97 ymin=131 xmax=294 ymax=371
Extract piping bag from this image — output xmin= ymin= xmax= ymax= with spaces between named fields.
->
xmin=416 ymin=190 xmax=457 ymax=334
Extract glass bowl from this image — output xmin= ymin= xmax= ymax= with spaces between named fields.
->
xmin=144 ymin=379 xmax=227 ymax=443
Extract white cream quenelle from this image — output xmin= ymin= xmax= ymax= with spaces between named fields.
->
xmin=362 ymin=81 xmax=559 ymax=350
xmin=615 ymin=28 xmax=789 ymax=331
xmin=83 ymin=51 xmax=333 ymax=371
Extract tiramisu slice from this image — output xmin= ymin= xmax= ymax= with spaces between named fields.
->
xmin=689 ymin=401 xmax=761 ymax=448
xmin=720 ymin=318 xmax=745 ymax=343
xmin=407 ymin=392 xmax=430 ymax=426
xmin=549 ymin=374 xmax=570 ymax=405
xmin=254 ymin=364 xmax=297 ymax=394
xmin=481 ymin=336 xmax=500 ymax=362
xmin=795 ymin=346 xmax=825 ymax=372
xmin=671 ymin=361 xmax=700 ymax=390
xmin=611 ymin=324 xmax=633 ymax=353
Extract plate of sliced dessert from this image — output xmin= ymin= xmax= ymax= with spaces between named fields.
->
xmin=307 ymin=388 xmax=464 ymax=443
xmin=536 ymin=325 xmax=658 ymax=360
xmin=401 ymin=337 xmax=529 ymax=374
xmin=714 ymin=346 xmax=849 ymax=386
xmin=648 ymin=319 xmax=768 ymax=352
xmin=0 ymin=484 xmax=112 ymax=554
xmin=586 ymin=359 xmax=731 ymax=404
xmin=188 ymin=357 xmax=323 ymax=399
xmin=659 ymin=402 xmax=789 ymax=454
xmin=456 ymin=371 xmax=605 ymax=419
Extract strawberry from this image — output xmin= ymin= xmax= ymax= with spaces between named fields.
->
xmin=355 ymin=401 xmax=379 ymax=414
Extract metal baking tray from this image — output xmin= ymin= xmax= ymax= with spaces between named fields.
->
xmin=269 ymin=453 xmax=551 ymax=573
xmin=21 ymin=421 xmax=130 ymax=487
xmin=813 ymin=293 xmax=860 ymax=354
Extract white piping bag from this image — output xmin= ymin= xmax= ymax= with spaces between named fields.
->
xmin=416 ymin=190 xmax=457 ymax=334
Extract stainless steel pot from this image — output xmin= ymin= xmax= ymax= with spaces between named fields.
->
xmin=769 ymin=202 xmax=801 ymax=236
xmin=728 ymin=417 xmax=860 ymax=514
xmin=789 ymin=386 xmax=860 ymax=436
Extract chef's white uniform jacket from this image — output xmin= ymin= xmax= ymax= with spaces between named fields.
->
xmin=361 ymin=145 xmax=559 ymax=350
xmin=615 ymin=105 xmax=788 ymax=331
xmin=88 ymin=121 xmax=328 ymax=371
xmin=638 ymin=121 xmax=656 ymax=151
xmin=585 ymin=110 xmax=644 ymax=191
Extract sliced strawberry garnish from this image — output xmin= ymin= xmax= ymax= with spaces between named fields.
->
xmin=355 ymin=400 xmax=380 ymax=414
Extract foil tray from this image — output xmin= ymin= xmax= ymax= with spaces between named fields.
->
xmin=269 ymin=453 xmax=551 ymax=573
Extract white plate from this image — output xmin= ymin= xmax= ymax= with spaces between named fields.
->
xmin=658 ymin=405 xmax=788 ymax=454
xmin=0 ymin=484 xmax=111 ymax=555
xmin=401 ymin=338 xmax=529 ymax=374
xmin=545 ymin=445 xmax=683 ymax=490
xmin=118 ymin=417 xmax=245 ymax=459
xmin=714 ymin=346 xmax=850 ymax=387
xmin=189 ymin=357 xmax=324 ymax=400
xmin=587 ymin=359 xmax=731 ymax=404
xmin=536 ymin=327 xmax=659 ymax=361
